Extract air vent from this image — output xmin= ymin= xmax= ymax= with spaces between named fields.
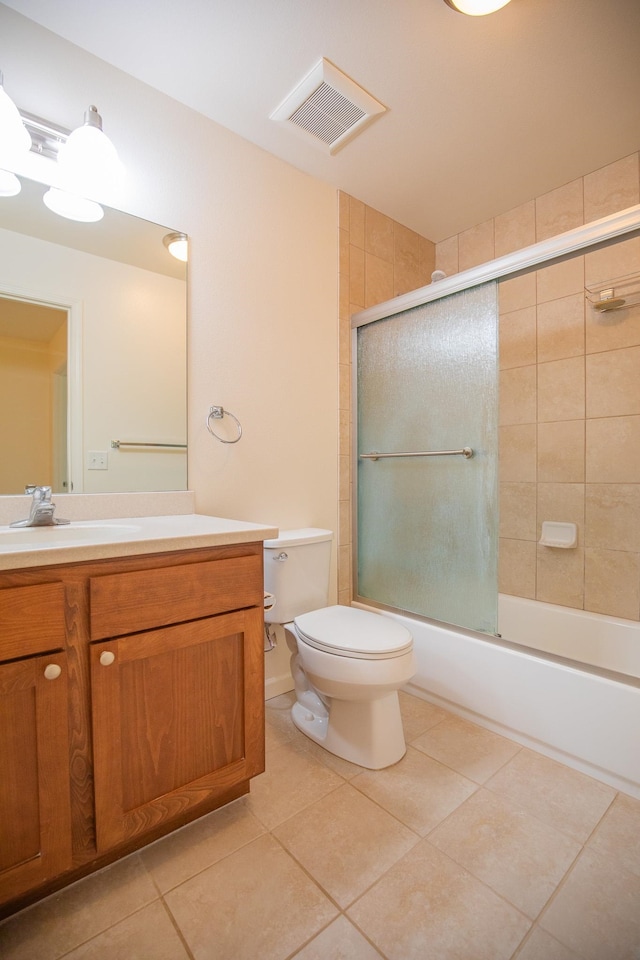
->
xmin=271 ymin=59 xmax=386 ymax=155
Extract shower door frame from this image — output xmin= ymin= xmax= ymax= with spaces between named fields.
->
xmin=351 ymin=203 xmax=640 ymax=622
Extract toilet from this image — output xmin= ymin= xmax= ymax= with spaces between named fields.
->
xmin=264 ymin=528 xmax=415 ymax=769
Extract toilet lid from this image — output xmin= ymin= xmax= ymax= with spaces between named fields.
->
xmin=294 ymin=605 xmax=413 ymax=660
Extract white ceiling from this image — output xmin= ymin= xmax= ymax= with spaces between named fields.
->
xmin=3 ymin=0 xmax=640 ymax=241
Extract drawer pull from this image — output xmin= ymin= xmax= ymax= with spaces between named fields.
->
xmin=44 ymin=663 xmax=62 ymax=680
xmin=99 ymin=651 xmax=116 ymax=667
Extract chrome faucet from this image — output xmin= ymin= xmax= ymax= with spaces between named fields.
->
xmin=10 ymin=486 xmax=70 ymax=528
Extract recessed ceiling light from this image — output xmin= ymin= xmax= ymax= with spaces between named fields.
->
xmin=443 ymin=0 xmax=512 ymax=15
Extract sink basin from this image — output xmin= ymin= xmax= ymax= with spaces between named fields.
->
xmin=0 ymin=522 xmax=142 ymax=549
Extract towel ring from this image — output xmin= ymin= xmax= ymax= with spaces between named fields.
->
xmin=206 ymin=405 xmax=243 ymax=444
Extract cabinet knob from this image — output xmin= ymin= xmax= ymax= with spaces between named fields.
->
xmin=99 ymin=651 xmax=116 ymax=667
xmin=44 ymin=663 xmax=62 ymax=680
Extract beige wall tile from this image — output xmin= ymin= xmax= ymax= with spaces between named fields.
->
xmin=586 ymin=415 xmax=640 ymax=482
xmin=394 ymin=259 xmax=428 ymax=298
xmin=536 ymin=179 xmax=584 ymax=242
xmin=586 ymin=301 xmax=640 ymax=353
xmin=538 ymin=420 xmax=585 ymax=483
xmin=537 ymin=483 xmax=585 ymax=541
xmin=585 ymin=236 xmax=640 ymax=288
xmin=499 ymin=305 xmax=537 ymax=369
xmin=499 ymin=272 xmax=536 ymax=314
xmin=349 ymin=244 xmax=365 ymax=307
xmin=364 ymin=252 xmax=394 ymax=308
xmin=394 ymin=222 xmax=422 ymax=272
xmin=499 ymin=424 xmax=537 ymax=481
xmin=537 ymin=356 xmax=585 ymax=423
xmin=349 ymin=197 xmax=365 ymax=248
xmin=584 ymin=547 xmax=640 ymax=619
xmin=584 ymin=153 xmax=640 ymax=223
xmin=500 ymin=365 xmax=537 ymax=425
xmin=435 ymin=235 xmax=459 ymax=276
xmin=339 ymin=497 xmax=351 ymax=545
xmin=500 ymin=482 xmax=537 ymax=540
xmin=419 ymin=236 xmax=436 ymax=279
xmin=537 ymin=256 xmax=584 ymax=304
xmin=364 ymin=206 xmax=394 ymax=260
xmin=494 ymin=200 xmax=535 ymax=257
xmin=339 ymin=227 xmax=349 ymax=275
xmin=586 ymin=345 xmax=640 ymax=418
xmin=585 ymin=484 xmax=640 ymax=552
xmin=458 ymin=218 xmax=495 ymax=272
xmin=338 ymin=191 xmax=350 ymax=231
xmin=536 ymin=544 xmax=584 ymax=609
xmin=499 ymin=537 xmax=536 ymax=598
xmin=537 ymin=293 xmax=585 ymax=363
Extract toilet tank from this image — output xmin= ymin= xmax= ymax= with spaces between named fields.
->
xmin=263 ymin=528 xmax=333 ymax=624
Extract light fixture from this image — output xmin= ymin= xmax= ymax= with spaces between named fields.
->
xmin=443 ymin=0 xmax=512 ymax=14
xmin=55 ymin=104 xmax=123 ymax=200
xmin=163 ymin=232 xmax=189 ymax=262
xmin=0 ymin=69 xmax=32 ymax=194
xmin=42 ymin=186 xmax=104 ymax=222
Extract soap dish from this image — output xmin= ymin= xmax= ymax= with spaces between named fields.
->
xmin=539 ymin=521 xmax=577 ymax=548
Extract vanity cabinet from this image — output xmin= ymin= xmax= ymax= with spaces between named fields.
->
xmin=0 ymin=542 xmax=265 ymax=917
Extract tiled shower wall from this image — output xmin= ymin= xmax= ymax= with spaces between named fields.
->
xmin=438 ymin=152 xmax=640 ymax=621
xmin=339 ymin=153 xmax=640 ymax=621
xmin=337 ymin=193 xmax=435 ymax=604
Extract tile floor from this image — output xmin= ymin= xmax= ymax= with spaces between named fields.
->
xmin=1 ymin=690 xmax=640 ymax=960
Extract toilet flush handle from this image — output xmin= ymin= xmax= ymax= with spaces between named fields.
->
xmin=273 ymin=551 xmax=288 ymax=561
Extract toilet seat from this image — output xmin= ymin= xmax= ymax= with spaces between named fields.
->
xmin=294 ymin=605 xmax=413 ymax=660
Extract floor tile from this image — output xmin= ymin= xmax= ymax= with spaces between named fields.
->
xmin=246 ymin=739 xmax=344 ymax=829
xmin=265 ymin=691 xmax=298 ymax=752
xmin=291 ymin=915 xmax=384 ymax=959
xmin=0 ymin=855 xmax=158 ymax=960
xmin=411 ymin=713 xmax=521 ymax=783
xmin=539 ymin=847 xmax=640 ymax=960
xmin=486 ymin=747 xmax=615 ymax=843
xmin=61 ymin=901 xmax=190 ymax=959
xmin=348 ymin=839 xmax=531 ymax=960
xmin=164 ymin=834 xmax=338 ymax=960
xmin=274 ymin=782 xmax=418 ymax=908
xmin=399 ymin=690 xmax=449 ymax=741
xmin=140 ymin=795 xmax=266 ymax=892
xmin=351 ymin=745 xmax=477 ymax=835
xmin=428 ymin=789 xmax=581 ymax=918
xmin=514 ymin=926 xmax=585 ymax=960
xmin=586 ymin=792 xmax=640 ymax=878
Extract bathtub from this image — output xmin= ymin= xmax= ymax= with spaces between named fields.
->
xmin=354 ymin=598 xmax=640 ymax=799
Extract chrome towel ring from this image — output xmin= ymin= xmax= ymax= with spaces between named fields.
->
xmin=206 ymin=405 xmax=243 ymax=444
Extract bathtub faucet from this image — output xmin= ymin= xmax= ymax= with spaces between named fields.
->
xmin=10 ymin=485 xmax=70 ymax=527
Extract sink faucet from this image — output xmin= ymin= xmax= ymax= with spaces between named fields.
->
xmin=10 ymin=486 xmax=70 ymax=528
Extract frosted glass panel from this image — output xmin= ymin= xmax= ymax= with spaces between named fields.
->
xmin=356 ymin=282 xmax=498 ymax=634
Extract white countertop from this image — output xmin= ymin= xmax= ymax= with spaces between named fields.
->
xmin=0 ymin=514 xmax=279 ymax=571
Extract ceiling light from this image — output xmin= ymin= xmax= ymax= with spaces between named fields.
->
xmin=163 ymin=232 xmax=189 ymax=262
xmin=443 ymin=0 xmax=512 ymax=14
xmin=43 ymin=187 xmax=104 ymax=222
xmin=0 ymin=169 xmax=22 ymax=197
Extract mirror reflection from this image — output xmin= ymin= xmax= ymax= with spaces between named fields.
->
xmin=0 ymin=176 xmax=187 ymax=496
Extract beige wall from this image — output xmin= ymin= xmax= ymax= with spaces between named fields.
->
xmin=436 ymin=153 xmax=640 ymax=621
xmin=337 ymin=192 xmax=435 ymax=603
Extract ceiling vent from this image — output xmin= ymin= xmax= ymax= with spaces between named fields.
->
xmin=271 ymin=59 xmax=387 ymax=155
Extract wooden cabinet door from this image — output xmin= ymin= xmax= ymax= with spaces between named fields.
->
xmin=90 ymin=606 xmax=265 ymax=851
xmin=0 ymin=653 xmax=72 ymax=901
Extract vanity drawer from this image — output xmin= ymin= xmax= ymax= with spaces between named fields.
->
xmin=0 ymin=582 xmax=66 ymax=661
xmin=89 ymin=554 xmax=263 ymax=640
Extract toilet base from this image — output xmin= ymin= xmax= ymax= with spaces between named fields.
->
xmin=291 ymin=691 xmax=406 ymax=769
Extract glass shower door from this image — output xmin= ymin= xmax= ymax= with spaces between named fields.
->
xmin=355 ymin=282 xmax=498 ymax=634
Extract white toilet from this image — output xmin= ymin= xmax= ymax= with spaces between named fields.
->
xmin=264 ymin=528 xmax=415 ymax=769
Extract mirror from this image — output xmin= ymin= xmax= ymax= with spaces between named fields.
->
xmin=0 ymin=176 xmax=187 ymax=496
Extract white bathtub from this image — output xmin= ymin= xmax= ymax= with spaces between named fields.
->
xmin=354 ymin=599 xmax=640 ymax=799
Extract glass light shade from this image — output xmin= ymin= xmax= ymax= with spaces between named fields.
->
xmin=56 ymin=106 xmax=123 ymax=199
xmin=444 ymin=0 xmax=511 ymax=13
xmin=163 ymin=232 xmax=189 ymax=262
xmin=43 ymin=187 xmax=104 ymax=223
xmin=0 ymin=80 xmax=31 ymax=167
xmin=0 ymin=169 xmax=21 ymax=197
